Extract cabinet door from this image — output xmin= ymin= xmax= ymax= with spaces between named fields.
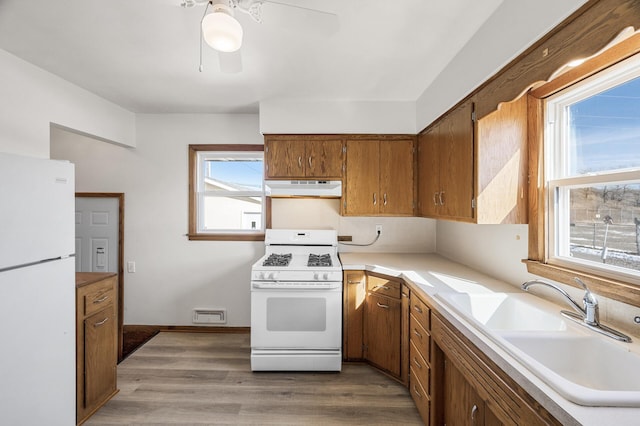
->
xmin=84 ymin=307 xmax=117 ymax=409
xmin=344 ymin=139 xmax=380 ymax=215
xmin=475 ymin=95 xmax=528 ymax=224
xmin=379 ymin=139 xmax=414 ymax=215
xmin=364 ymin=292 xmax=401 ymax=377
xmin=440 ymin=101 xmax=474 ymax=220
xmin=417 ymin=127 xmax=440 ymax=217
xmin=306 ymin=139 xmax=343 ymax=178
xmin=343 ymin=271 xmax=366 ymax=360
xmin=265 ymin=139 xmax=306 ymax=178
xmin=444 ymin=357 xmax=486 ymax=426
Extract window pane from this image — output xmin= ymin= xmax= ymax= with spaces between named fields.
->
xmin=567 ymin=76 xmax=640 ymax=176
xmin=204 ymin=159 xmax=263 ymax=192
xmin=202 ymin=196 xmax=263 ymax=231
xmin=566 ymin=184 xmax=640 ymax=273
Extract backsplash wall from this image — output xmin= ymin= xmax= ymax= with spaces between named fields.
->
xmin=271 ymin=198 xmax=436 ymax=253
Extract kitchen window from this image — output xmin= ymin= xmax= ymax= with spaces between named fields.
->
xmin=188 ymin=144 xmax=269 ymax=241
xmin=544 ymin=53 xmax=640 ymax=285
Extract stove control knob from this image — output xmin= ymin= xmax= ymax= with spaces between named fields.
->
xmin=258 ymin=272 xmax=265 ymax=280
xmin=313 ymin=272 xmax=319 ymax=280
xmin=268 ymin=272 xmax=277 ymax=280
xmin=323 ymin=273 xmax=329 ymax=280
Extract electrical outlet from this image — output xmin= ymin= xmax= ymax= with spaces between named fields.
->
xmin=376 ymin=225 xmax=382 ymax=234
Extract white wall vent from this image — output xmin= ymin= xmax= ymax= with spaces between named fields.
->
xmin=193 ymin=308 xmax=226 ymax=324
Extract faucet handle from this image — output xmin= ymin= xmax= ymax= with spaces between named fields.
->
xmin=575 ymin=277 xmax=599 ymax=325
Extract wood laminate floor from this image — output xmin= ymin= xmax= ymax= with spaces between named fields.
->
xmin=86 ymin=332 xmax=423 ymax=425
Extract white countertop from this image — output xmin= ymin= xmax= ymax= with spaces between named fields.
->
xmin=339 ymin=252 xmax=640 ymax=426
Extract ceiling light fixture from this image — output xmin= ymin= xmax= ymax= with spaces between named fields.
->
xmin=201 ymin=1 xmax=243 ymax=53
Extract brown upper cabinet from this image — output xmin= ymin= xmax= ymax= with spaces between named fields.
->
xmin=475 ymin=95 xmax=528 ymax=224
xmin=418 ymin=101 xmax=474 ymax=221
xmin=264 ymin=135 xmax=344 ymax=179
xmin=417 ymin=96 xmax=528 ymax=224
xmin=343 ymin=137 xmax=416 ymax=216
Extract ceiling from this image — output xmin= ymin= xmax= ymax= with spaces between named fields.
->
xmin=0 ymin=0 xmax=503 ymax=114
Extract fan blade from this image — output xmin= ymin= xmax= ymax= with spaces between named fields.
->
xmin=219 ymin=50 xmax=243 ymax=73
xmin=260 ymin=1 xmax=339 ymax=36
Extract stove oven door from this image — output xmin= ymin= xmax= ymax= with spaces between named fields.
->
xmin=251 ymin=285 xmax=342 ymax=349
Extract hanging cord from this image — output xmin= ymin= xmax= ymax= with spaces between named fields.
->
xmin=199 ymin=2 xmax=212 ymax=72
xmin=339 ymin=230 xmax=381 ymax=247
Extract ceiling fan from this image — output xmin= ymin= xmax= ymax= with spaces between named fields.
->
xmin=181 ymin=0 xmax=339 ymax=74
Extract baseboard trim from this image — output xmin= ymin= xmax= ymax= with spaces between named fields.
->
xmin=124 ymin=325 xmax=250 ymax=334
xmin=159 ymin=325 xmax=250 ymax=334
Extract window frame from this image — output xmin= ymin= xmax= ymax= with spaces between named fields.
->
xmin=188 ymin=144 xmax=270 ymax=241
xmin=544 ymin=57 xmax=640 ymax=285
xmin=526 ymin=35 xmax=640 ymax=307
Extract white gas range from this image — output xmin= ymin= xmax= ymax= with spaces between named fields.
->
xmin=250 ymin=229 xmax=342 ymax=371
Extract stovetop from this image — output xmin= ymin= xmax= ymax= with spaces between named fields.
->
xmin=252 ymin=229 xmax=342 ymax=283
xmin=262 ymin=253 xmax=293 ymax=267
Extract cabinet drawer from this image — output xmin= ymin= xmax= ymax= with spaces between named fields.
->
xmin=410 ymin=314 xmax=431 ymax=363
xmin=410 ymin=368 xmax=431 ymax=425
xmin=410 ymin=340 xmax=430 ymax=394
xmin=410 ymin=294 xmax=430 ymax=330
xmin=81 ymin=278 xmax=116 ymax=317
xmin=367 ymin=275 xmax=401 ymax=299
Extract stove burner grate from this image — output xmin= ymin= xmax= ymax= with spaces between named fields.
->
xmin=308 ymin=253 xmax=332 ymax=267
xmin=263 ymin=253 xmax=292 ymax=267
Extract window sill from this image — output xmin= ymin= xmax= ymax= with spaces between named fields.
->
xmin=188 ymin=233 xmax=265 ymax=242
xmin=523 ymin=259 xmax=640 ymax=308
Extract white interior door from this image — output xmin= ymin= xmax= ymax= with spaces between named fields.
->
xmin=75 ymin=197 xmax=119 ymax=273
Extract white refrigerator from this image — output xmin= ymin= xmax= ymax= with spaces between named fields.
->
xmin=0 ymin=153 xmax=76 ymax=425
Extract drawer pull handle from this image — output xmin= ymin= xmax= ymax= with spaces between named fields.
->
xmin=413 ymin=385 xmax=422 ymax=399
xmin=298 ymin=156 xmax=302 ymax=168
xmin=413 ymin=329 xmax=422 ymax=339
xmin=376 ymin=302 xmax=390 ymax=309
xmin=383 ymin=193 xmax=387 ymax=206
xmin=347 ymin=280 xmax=361 ymax=285
xmin=413 ymin=357 xmax=422 ymax=369
xmin=308 ymin=156 xmax=313 ymax=168
xmin=413 ymin=305 xmax=423 ymax=314
xmin=373 ymin=193 xmax=377 ymax=206
xmin=373 ymin=285 xmax=390 ymax=291
xmin=94 ymin=317 xmax=109 ymax=327
xmin=93 ymin=295 xmax=109 ymax=304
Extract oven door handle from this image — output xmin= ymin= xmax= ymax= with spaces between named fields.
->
xmin=252 ymin=282 xmax=341 ymax=290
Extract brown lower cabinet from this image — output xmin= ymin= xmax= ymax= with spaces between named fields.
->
xmin=444 ymin=357 xmax=503 ymax=426
xmin=343 ymin=271 xmax=561 ymax=425
xmin=364 ymin=291 xmax=401 ymax=377
xmin=76 ymin=273 xmax=119 ymax=425
xmin=431 ymin=312 xmax=561 ymax=426
xmin=343 ymin=271 xmax=409 ymax=384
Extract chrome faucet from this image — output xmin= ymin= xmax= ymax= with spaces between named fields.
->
xmin=521 ymin=278 xmax=631 ymax=342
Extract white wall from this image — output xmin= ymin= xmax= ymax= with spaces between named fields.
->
xmin=260 ymin=100 xmax=416 ymax=134
xmin=51 ymin=114 xmax=434 ymax=327
xmin=436 ymin=221 xmax=530 ymax=286
xmin=272 ymin=199 xmax=436 ymax=253
xmin=51 ymin=114 xmax=264 ymax=326
xmin=0 ymin=49 xmax=135 ymax=158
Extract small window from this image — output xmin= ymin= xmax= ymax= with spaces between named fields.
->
xmin=188 ymin=145 xmax=268 ymax=241
xmin=545 ymin=54 xmax=640 ymax=282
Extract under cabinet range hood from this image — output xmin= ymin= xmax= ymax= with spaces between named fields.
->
xmin=265 ymin=180 xmax=342 ymax=198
